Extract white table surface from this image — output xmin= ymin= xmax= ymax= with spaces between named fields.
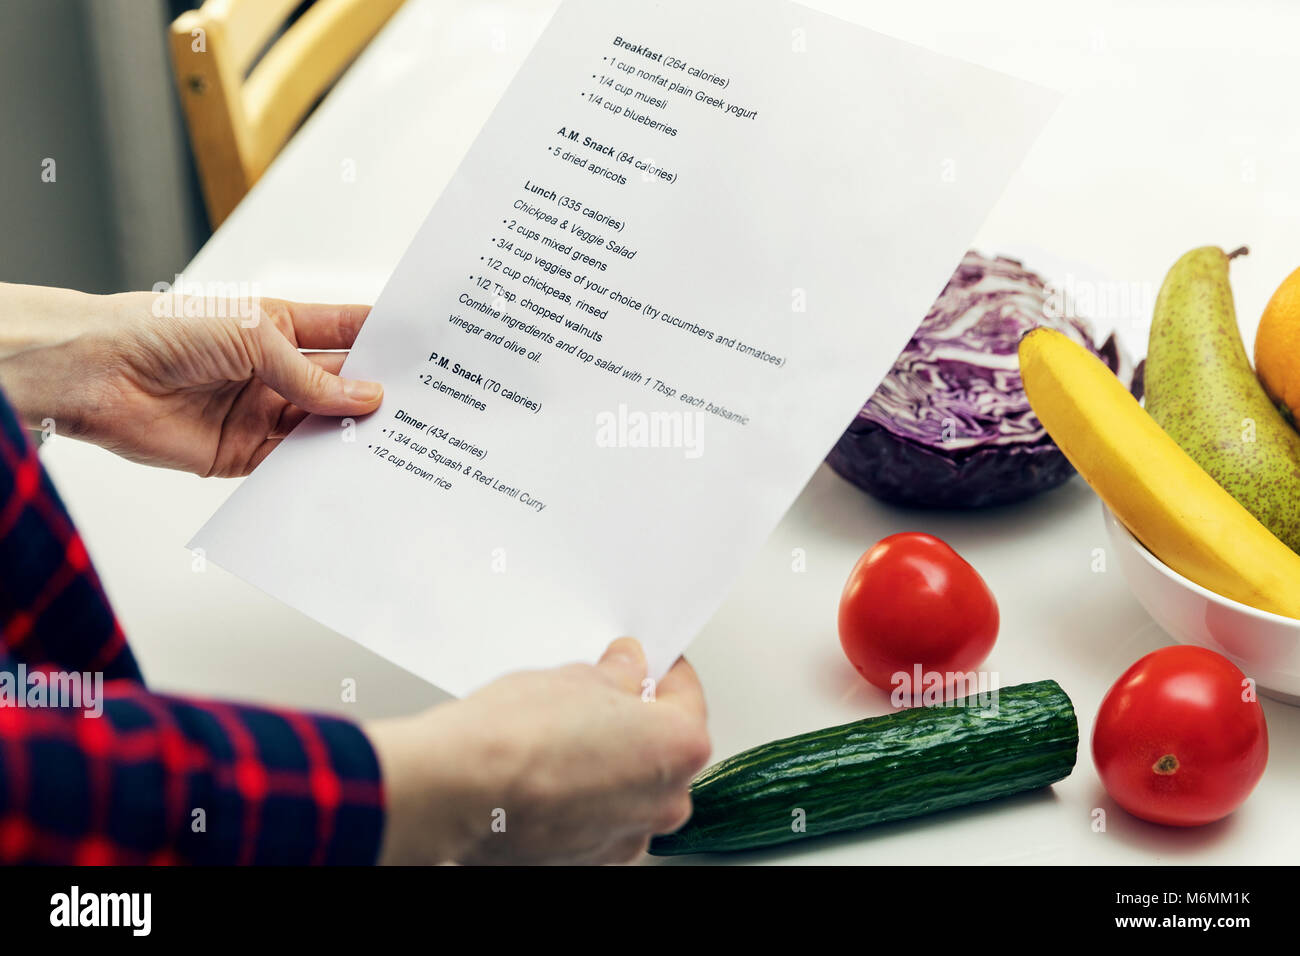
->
xmin=43 ymin=0 xmax=1300 ymax=864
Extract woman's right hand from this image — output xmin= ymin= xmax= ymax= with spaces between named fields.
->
xmin=367 ymin=637 xmax=711 ymax=865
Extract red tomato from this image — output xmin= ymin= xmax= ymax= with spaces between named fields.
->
xmin=1092 ymin=646 xmax=1268 ymax=826
xmin=837 ymin=532 xmax=998 ymax=697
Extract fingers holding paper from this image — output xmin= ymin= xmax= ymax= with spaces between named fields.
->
xmin=245 ymin=299 xmax=383 ymax=418
xmin=238 ymin=351 xmax=359 ymax=473
xmin=369 ymin=637 xmax=712 ymax=865
xmin=0 ymin=288 xmax=385 ymax=477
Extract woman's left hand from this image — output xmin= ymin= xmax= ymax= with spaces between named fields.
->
xmin=0 ymin=284 xmax=383 ymax=476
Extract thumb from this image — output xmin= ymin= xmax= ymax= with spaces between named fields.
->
xmin=251 ymin=319 xmax=383 ymax=416
xmin=597 ymin=637 xmax=647 ymax=695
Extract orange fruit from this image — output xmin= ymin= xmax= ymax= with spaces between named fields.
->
xmin=1255 ymin=265 xmax=1300 ymax=425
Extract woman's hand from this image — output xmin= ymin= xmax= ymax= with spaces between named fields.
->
xmin=0 ymin=283 xmax=383 ymax=476
xmin=367 ymin=638 xmax=711 ymax=865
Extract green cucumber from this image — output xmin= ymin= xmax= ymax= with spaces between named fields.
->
xmin=649 ymin=679 xmax=1077 ymax=855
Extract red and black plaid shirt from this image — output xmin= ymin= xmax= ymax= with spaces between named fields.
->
xmin=0 ymin=388 xmax=384 ymax=864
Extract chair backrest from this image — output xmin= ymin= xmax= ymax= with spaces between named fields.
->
xmin=169 ymin=0 xmax=405 ymax=227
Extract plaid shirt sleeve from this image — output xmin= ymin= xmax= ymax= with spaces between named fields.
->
xmin=0 ymin=388 xmax=385 ymax=865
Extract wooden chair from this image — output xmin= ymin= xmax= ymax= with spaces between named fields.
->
xmin=169 ymin=0 xmax=406 ymax=227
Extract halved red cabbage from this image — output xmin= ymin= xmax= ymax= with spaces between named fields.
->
xmin=827 ymin=251 xmax=1142 ymax=509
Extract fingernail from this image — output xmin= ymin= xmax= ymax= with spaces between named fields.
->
xmin=346 ymin=380 xmax=383 ymax=402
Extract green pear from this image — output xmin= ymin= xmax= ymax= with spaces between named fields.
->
xmin=1145 ymin=245 xmax=1300 ymax=554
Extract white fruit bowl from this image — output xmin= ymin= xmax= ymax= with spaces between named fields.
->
xmin=1102 ymin=503 xmax=1300 ymax=703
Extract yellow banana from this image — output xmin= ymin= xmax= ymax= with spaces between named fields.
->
xmin=1019 ymin=326 xmax=1300 ymax=619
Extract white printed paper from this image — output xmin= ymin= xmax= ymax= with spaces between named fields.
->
xmin=192 ymin=0 xmax=1059 ymax=696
